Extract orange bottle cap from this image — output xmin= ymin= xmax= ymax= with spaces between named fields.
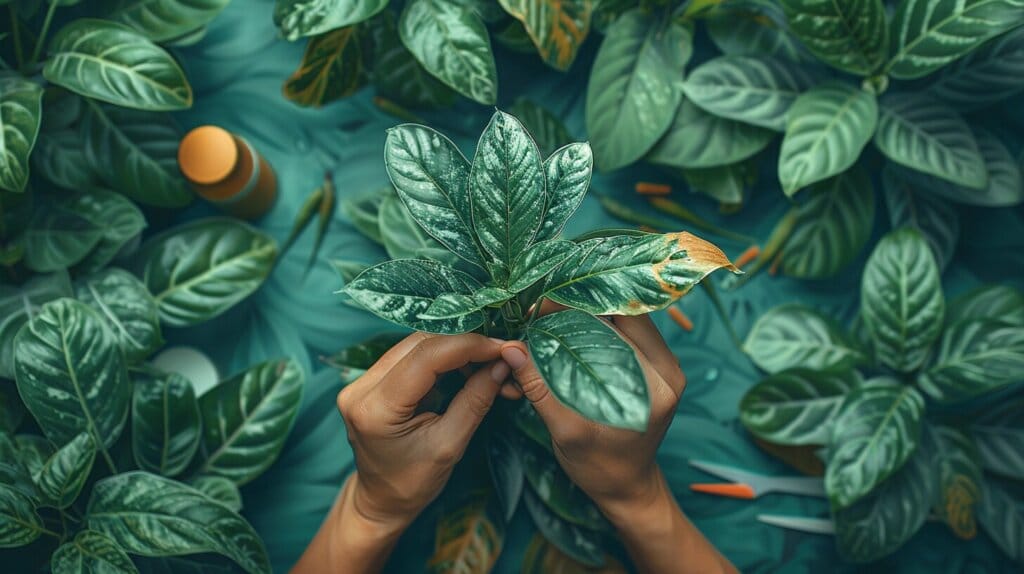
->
xmin=178 ymin=126 xmax=238 ymax=185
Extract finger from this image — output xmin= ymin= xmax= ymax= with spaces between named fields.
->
xmin=611 ymin=315 xmax=685 ymax=396
xmin=532 ymin=299 xmax=567 ymax=318
xmin=360 ymin=332 xmax=435 ymax=385
xmin=379 ymin=334 xmax=504 ymax=408
xmin=499 ymin=382 xmax=523 ymax=400
xmin=440 ymin=361 xmax=510 ymax=444
xmin=500 ymin=342 xmax=577 ymax=435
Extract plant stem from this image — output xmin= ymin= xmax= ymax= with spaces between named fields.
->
xmin=98 ymin=444 xmax=118 ymax=476
xmin=700 ymin=281 xmax=741 ymax=349
xmin=8 ymin=5 xmax=24 ymax=69
xmin=729 ymin=208 xmax=798 ymax=290
xmin=647 ymin=197 xmax=756 ymax=244
xmin=28 ymin=0 xmax=58 ymax=67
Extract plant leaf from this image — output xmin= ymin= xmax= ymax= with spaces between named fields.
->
xmin=647 ymin=98 xmax=773 ymax=170
xmin=521 ymin=534 xmax=626 ymax=574
xmin=68 ymin=189 xmax=147 ymax=274
xmin=14 ymin=298 xmax=130 ymax=450
xmin=522 ymin=487 xmax=604 ymax=567
xmin=0 ymin=384 xmax=26 ymax=434
xmin=861 ymin=228 xmax=945 ymax=372
xmin=427 ymin=491 xmax=503 ymax=573
xmin=15 ymin=435 xmax=55 ymax=478
xmin=344 ymin=259 xmax=485 ymax=333
xmin=43 ymin=19 xmax=192 ymax=110
xmin=976 ymin=476 xmax=1024 ymax=563
xmin=284 ymin=26 xmax=365 ymax=107
xmin=364 ymin=10 xmax=457 ymax=109
xmin=971 ymin=397 xmax=1024 ymax=479
xmin=508 ymin=99 xmax=572 ymax=157
xmin=0 ymin=483 xmax=44 ymax=548
xmin=928 ymin=27 xmax=1024 ymax=112
xmin=527 ymin=309 xmax=647 ymax=430
xmin=398 ymin=0 xmax=498 ymax=104
xmin=707 ymin=4 xmax=809 ymax=63
xmin=917 ymin=319 xmax=1024 ymax=403
xmin=52 ymin=529 xmax=139 ymax=574
xmin=826 ymin=377 xmax=925 ymax=509
xmin=31 ymin=129 xmax=99 ymax=190
xmin=0 ymin=433 xmax=35 ymax=501
xmin=886 ymin=0 xmax=1024 ymax=79
xmin=81 ymin=103 xmax=191 ymax=208
xmin=274 ymin=0 xmax=387 ymax=41
xmin=22 ymin=197 xmax=105 ymax=273
xmin=520 ymin=441 xmax=609 ymax=531
xmin=678 ymin=161 xmax=754 ymax=205
xmin=586 ymin=10 xmax=690 ymax=170
xmin=743 ymin=304 xmax=866 ymax=374
xmin=76 ymin=269 xmax=163 ymax=363
xmin=339 ymin=189 xmax=386 ymax=245
xmin=487 ymin=433 xmax=523 ymax=523
xmin=131 ymin=368 xmax=200 ymax=477
xmin=682 ymin=55 xmax=815 ymax=131
xmin=509 ymin=240 xmax=579 ymax=292
xmin=0 ymin=77 xmax=43 ymax=193
xmin=196 ymin=359 xmax=303 ymax=486
xmin=882 ymin=165 xmax=960 ymax=270
xmin=780 ymin=167 xmax=876 ymax=279
xmin=534 ymin=142 xmax=592 ymax=242
xmin=780 ymin=0 xmax=888 ymax=75
xmin=545 ymin=232 xmax=737 ymax=316
xmin=931 ymin=426 xmax=983 ymax=539
xmin=34 ymin=432 xmax=96 ymax=509
xmin=0 ymin=272 xmax=72 ymax=379
xmin=947 ymin=285 xmax=1024 ymax=328
xmin=470 ymin=111 xmax=545 ymax=268
xmin=189 ymin=476 xmax=243 ymax=513
xmin=740 ymin=368 xmax=861 ymax=445
xmin=778 ymin=83 xmax=877 ymax=195
xmin=498 ymin=0 xmax=592 ymax=70
xmin=136 ymin=218 xmax=278 ymax=327
xmin=86 ymin=472 xmax=270 ymax=574
xmin=107 ymin=0 xmax=231 ymax=42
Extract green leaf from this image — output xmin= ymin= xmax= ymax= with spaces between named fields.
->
xmin=882 ymin=165 xmax=960 ymax=270
xmin=740 ymin=368 xmax=861 ymax=445
xmin=137 ymin=218 xmax=278 ymax=327
xmin=0 ymin=77 xmax=43 ymax=193
xmin=947 ymin=285 xmax=1024 ymax=328
xmin=398 ymin=0 xmax=498 ymax=104
xmin=508 ymin=99 xmax=572 ymax=157
xmin=52 ymin=529 xmax=139 ymax=574
xmin=196 ymin=359 xmax=304 ymax=486
xmin=131 ymin=368 xmax=200 ymax=477
xmin=545 ymin=232 xmax=737 ymax=315
xmin=15 ymin=434 xmax=54 ymax=477
xmin=384 ymin=124 xmax=483 ymax=267
xmin=427 ymin=491 xmax=503 ymax=573
xmin=0 ymin=433 xmax=35 ymax=501
xmin=14 ymin=298 xmax=130 ymax=451
xmin=283 ymin=26 xmax=365 ymax=107
xmin=886 ymin=0 xmax=1024 ymax=79
xmin=780 ymin=168 xmax=876 ymax=279
xmin=0 ymin=272 xmax=72 ymax=379
xmin=76 ymin=268 xmax=161 ymax=363
xmin=0 ymin=383 xmax=25 ymax=433
xmin=34 ymin=432 xmax=96 ymax=509
xmin=498 ymin=0 xmax=592 ymax=70
xmin=189 ymin=476 xmax=242 ymax=512
xmin=107 ymin=0 xmax=231 ymax=42
xmin=917 ymin=319 xmax=1024 ymax=403
xmin=508 ymin=240 xmax=579 ymax=292
xmin=744 ymin=304 xmax=867 ymax=374
xmin=487 ymin=433 xmax=523 ymax=522
xmin=833 ymin=422 xmax=936 ymax=562
xmin=527 ymin=309 xmax=647 ymax=430
xmin=826 ymin=377 xmax=925 ymax=509
xmin=513 ymin=399 xmax=553 ymax=454
xmin=43 ymin=19 xmax=192 ymax=110
xmin=647 ymin=98 xmax=774 ymax=170
xmin=31 ymin=129 xmax=99 ymax=190
xmin=420 ymin=287 xmax=512 ymax=320
xmin=67 ymin=190 xmax=147 ymax=273
xmin=929 ymin=27 xmax=1024 ymax=112
xmin=0 ymin=483 xmax=44 ymax=548
xmin=678 ymin=161 xmax=755 ymax=205
xmin=707 ymin=5 xmax=809 ymax=63
xmin=976 ymin=476 xmax=1024 ymax=563
xmin=275 ymin=0 xmax=387 ymax=41
xmin=778 ymin=83 xmax=877 ymax=195
xmin=780 ymin=0 xmax=888 ymax=75
xmin=586 ymin=10 xmax=690 ymax=171
xmin=522 ymin=488 xmax=604 ymax=567
xmin=345 ymin=259 xmax=485 ymax=333
xmin=519 ymin=442 xmax=609 ymax=531
xmin=22 ymin=197 xmax=105 ymax=273
xmin=470 ymin=111 xmax=545 ymax=268
xmin=930 ymin=426 xmax=983 ymax=539
xmin=534 ymin=142 xmax=592 ymax=242
xmin=378 ymin=192 xmax=453 ymax=262
xmin=682 ymin=55 xmax=815 ymax=131
xmin=364 ymin=11 xmax=456 ymax=109
xmin=86 ymin=472 xmax=270 ymax=574
xmin=861 ymin=228 xmax=945 ymax=372
xmin=81 ymin=103 xmax=191 ymax=208
xmin=339 ymin=189 xmax=386 ymax=245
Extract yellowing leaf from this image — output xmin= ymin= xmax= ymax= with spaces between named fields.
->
xmin=428 ymin=492 xmax=503 ymax=573
xmin=499 ymin=0 xmax=593 ymax=70
xmin=521 ymin=534 xmax=626 ymax=574
xmin=284 ymin=27 xmax=364 ymax=107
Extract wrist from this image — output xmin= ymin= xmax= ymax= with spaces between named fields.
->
xmin=345 ymin=474 xmax=415 ymax=538
xmin=595 ymin=468 xmax=677 ymax=538
xmin=331 ymin=474 xmax=410 ymax=560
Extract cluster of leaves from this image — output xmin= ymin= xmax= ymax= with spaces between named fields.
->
xmin=740 ymin=228 xmax=1024 ymax=563
xmin=329 ymin=109 xmax=736 ymax=569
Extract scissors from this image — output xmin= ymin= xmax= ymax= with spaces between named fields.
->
xmin=688 ymin=459 xmax=827 ymax=499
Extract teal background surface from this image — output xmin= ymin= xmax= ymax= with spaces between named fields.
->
xmin=166 ymin=2 xmax=1024 ymax=571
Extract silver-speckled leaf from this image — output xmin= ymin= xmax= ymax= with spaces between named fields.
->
xmin=34 ymin=432 xmax=96 ymax=509
xmin=534 ymin=142 xmax=592 ymax=242
xmin=0 ymin=483 xmax=44 ymax=548
xmin=137 ymin=218 xmax=277 ymax=327
xmin=929 ymin=27 xmax=1024 ymax=112
xmin=470 ymin=111 xmax=545 ymax=267
xmin=131 ymin=368 xmax=201 ymax=477
xmin=744 ymin=304 xmax=867 ymax=374
xmin=826 ymin=377 xmax=925 ymax=509
xmin=780 ymin=0 xmax=888 ymax=75
xmin=917 ymin=319 xmax=1024 ymax=403
xmin=947 ymin=284 xmax=1024 ymax=328
xmin=275 ymin=0 xmax=387 ymax=41
xmin=861 ymin=228 xmax=945 ymax=373
xmin=508 ymin=240 xmax=578 ymax=292
xmin=740 ymin=368 xmax=861 ymax=445
xmin=647 ymin=98 xmax=774 ymax=170
xmin=52 ymin=529 xmax=139 ymax=574
xmin=189 ymin=476 xmax=243 ymax=512
xmin=108 ymin=0 xmax=231 ymax=42
xmin=86 ymin=472 xmax=270 ymax=574
xmin=0 ymin=77 xmax=43 ymax=193
xmin=420 ymin=287 xmax=512 ymax=320
xmin=14 ymin=299 xmax=130 ymax=452
xmin=0 ymin=272 xmax=72 ymax=379
xmin=76 ymin=268 xmax=162 ymax=363
xmin=345 ymin=259 xmax=485 ymax=333
xmin=545 ymin=232 xmax=737 ymax=315
xmin=882 ymin=166 xmax=960 ymax=270
xmin=508 ymin=99 xmax=572 ymax=157
xmin=196 ymin=359 xmax=303 ymax=486
xmin=527 ymin=310 xmax=648 ymax=430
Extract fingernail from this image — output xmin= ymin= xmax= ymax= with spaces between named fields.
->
xmin=490 ymin=361 xmax=511 ymax=383
xmin=501 ymin=346 xmax=527 ymax=369
xmin=488 ymin=337 xmax=506 ymax=345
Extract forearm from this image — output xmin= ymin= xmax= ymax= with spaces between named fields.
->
xmin=599 ymin=469 xmax=738 ymax=574
xmin=291 ymin=474 xmax=407 ymax=574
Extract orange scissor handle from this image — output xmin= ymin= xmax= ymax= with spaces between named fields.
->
xmin=690 ymin=482 xmax=757 ymax=499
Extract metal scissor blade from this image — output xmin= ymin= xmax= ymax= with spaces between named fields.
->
xmin=762 ymin=476 xmax=827 ymax=498
xmin=757 ymin=514 xmax=835 ymax=535
xmin=688 ymin=459 xmax=765 ymax=488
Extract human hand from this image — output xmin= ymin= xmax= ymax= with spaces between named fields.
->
xmin=336 ymin=332 xmax=509 ymax=533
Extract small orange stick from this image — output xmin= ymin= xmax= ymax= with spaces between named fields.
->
xmin=734 ymin=245 xmax=761 ymax=269
xmin=668 ymin=307 xmax=694 ymax=332
xmin=768 ymin=251 xmax=784 ymax=276
xmin=635 ymin=182 xmax=672 ymax=196
xmin=690 ymin=483 xmax=757 ymax=499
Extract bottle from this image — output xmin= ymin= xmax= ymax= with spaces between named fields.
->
xmin=177 ymin=125 xmax=277 ymax=220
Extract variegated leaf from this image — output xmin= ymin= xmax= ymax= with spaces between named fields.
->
xmin=107 ymin=0 xmax=231 ymax=42
xmin=929 ymin=27 xmax=1024 ymax=111
xmin=284 ymin=26 xmax=365 ymax=107
xmin=780 ymin=0 xmax=888 ymax=75
xmin=274 ymin=0 xmax=388 ymax=40
xmin=947 ymin=285 xmax=1024 ymax=328
xmin=971 ymin=398 xmax=1024 ymax=480
xmin=744 ymin=304 xmax=867 ymax=374
xmin=0 ymin=77 xmax=43 ymax=193
xmin=740 ymin=369 xmax=861 ymax=445
xmin=931 ymin=426 xmax=983 ymax=539
xmin=647 ymin=98 xmax=774 ymax=169
xmin=67 ymin=189 xmax=147 ymax=274
xmin=0 ymin=483 xmax=44 ymax=548
xmin=0 ymin=272 xmax=72 ymax=380
xmin=917 ymin=319 xmax=1024 ymax=403
xmin=499 ymin=0 xmax=592 ymax=70
xmin=522 ymin=488 xmax=604 ymax=566
xmin=34 ymin=432 xmax=96 ymax=509
xmin=76 ymin=269 xmax=163 ymax=364
xmin=364 ymin=11 xmax=456 ymax=109
xmin=131 ymin=368 xmax=200 ymax=477
xmin=509 ymin=240 xmax=579 ymax=292
xmin=535 ymin=142 xmax=592 ymax=242
xmin=976 ymin=476 xmax=1024 ymax=563
xmin=52 ymin=529 xmax=139 ymax=574
xmin=420 ymin=287 xmax=512 ymax=320
xmin=882 ymin=165 xmax=960 ymax=270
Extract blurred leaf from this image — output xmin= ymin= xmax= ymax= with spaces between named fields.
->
xmin=131 ymin=368 xmax=200 ymax=477
xmin=648 ymin=98 xmax=773 ymax=170
xmin=274 ymin=0 xmax=388 ymax=41
xmin=0 ymin=271 xmax=72 ymax=379
xmin=744 ymin=304 xmax=867 ymax=374
xmin=498 ymin=0 xmax=592 ymax=70
xmin=34 ymin=432 xmax=96 ymax=509
xmin=882 ymin=165 xmax=960 ymax=270
xmin=52 ymin=529 xmax=139 ymax=574
xmin=0 ymin=77 xmax=43 ymax=193
xmin=740 ymin=368 xmax=861 ymax=445
xmin=917 ymin=319 xmax=1024 ymax=403
xmin=427 ymin=491 xmax=503 ymax=573
xmin=0 ymin=482 xmax=44 ymax=548
xmin=780 ymin=0 xmax=888 ymax=75
xmin=284 ymin=27 xmax=366 ymax=107
xmin=509 ymin=99 xmax=572 ymax=157
xmin=189 ymin=476 xmax=242 ymax=512
xmin=107 ymin=0 xmax=231 ymax=42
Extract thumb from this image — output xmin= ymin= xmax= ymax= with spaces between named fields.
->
xmin=500 ymin=342 xmax=567 ymax=429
